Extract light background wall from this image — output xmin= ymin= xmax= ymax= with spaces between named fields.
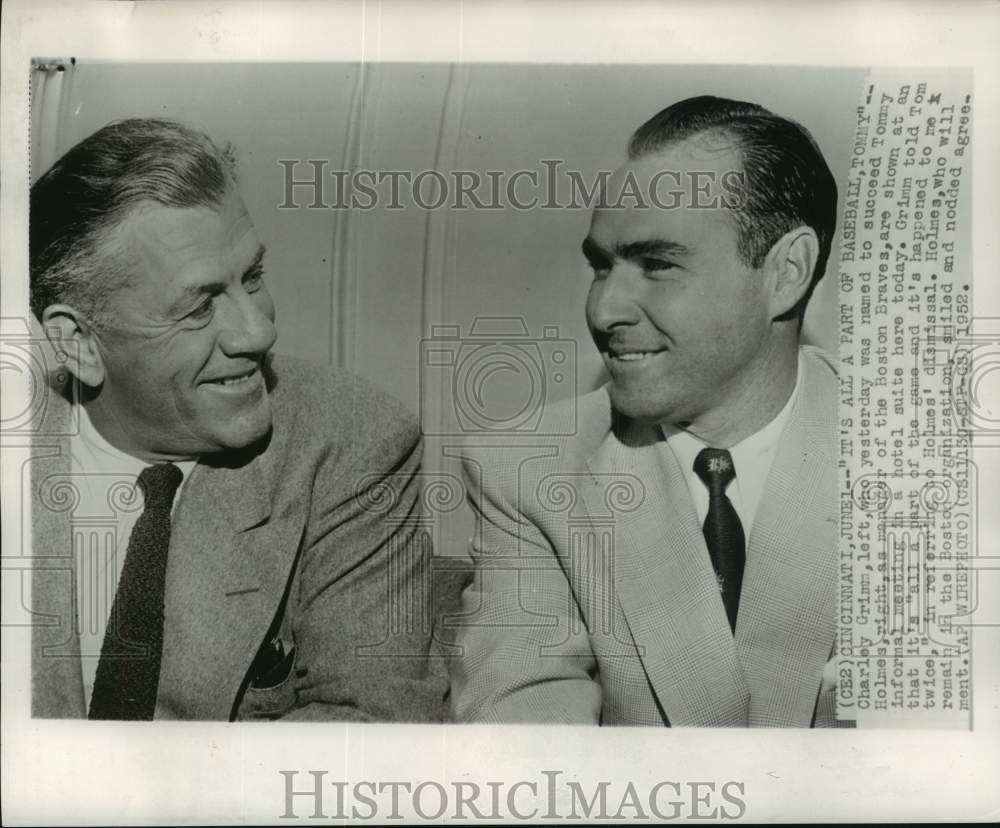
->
xmin=38 ymin=62 xmax=866 ymax=555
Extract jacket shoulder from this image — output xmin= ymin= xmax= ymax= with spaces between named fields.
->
xmin=266 ymin=354 xmax=419 ymax=451
xmin=462 ymin=385 xmax=611 ymax=452
xmin=458 ymin=385 xmax=613 ymax=499
xmin=546 ymin=385 xmax=614 ymax=455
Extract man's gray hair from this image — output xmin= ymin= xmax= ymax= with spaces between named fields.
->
xmin=30 ymin=118 xmax=238 ymax=323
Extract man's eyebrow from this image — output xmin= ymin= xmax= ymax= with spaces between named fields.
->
xmin=168 ymin=244 xmax=267 ymax=316
xmin=245 ymin=244 xmax=267 ymax=275
xmin=616 ymin=239 xmax=690 ymax=259
xmin=581 ymin=237 xmax=610 ymax=262
xmin=581 ymin=236 xmax=691 ymax=264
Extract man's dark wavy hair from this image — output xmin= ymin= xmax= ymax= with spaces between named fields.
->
xmin=628 ymin=95 xmax=838 ymax=319
xmin=30 ymin=118 xmax=237 ymax=324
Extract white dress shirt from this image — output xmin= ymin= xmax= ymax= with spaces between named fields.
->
xmin=661 ymin=353 xmax=802 ymax=543
xmin=68 ymin=404 xmax=195 ymax=710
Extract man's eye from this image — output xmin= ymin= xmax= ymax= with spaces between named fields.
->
xmin=189 ymin=298 xmax=215 ymax=320
xmin=244 ymin=270 xmax=265 ymax=292
xmin=642 ymin=258 xmax=676 ymax=273
xmin=587 ymin=259 xmax=611 ymax=277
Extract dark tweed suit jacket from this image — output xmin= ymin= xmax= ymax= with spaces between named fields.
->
xmin=450 ymin=346 xmax=847 ymax=727
xmin=31 ymin=354 xmax=449 ymax=721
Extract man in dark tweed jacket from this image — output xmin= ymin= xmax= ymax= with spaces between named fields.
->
xmin=28 ymin=118 xmax=447 ymax=721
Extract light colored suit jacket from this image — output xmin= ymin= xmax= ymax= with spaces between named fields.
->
xmin=450 ymin=346 xmax=844 ymax=727
xmin=31 ymin=355 xmax=449 ymax=721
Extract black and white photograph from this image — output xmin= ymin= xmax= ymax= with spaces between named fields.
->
xmin=2 ymin=0 xmax=998 ymax=823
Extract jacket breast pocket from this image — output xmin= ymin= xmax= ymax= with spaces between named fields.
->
xmin=239 ymin=638 xmax=298 ymax=720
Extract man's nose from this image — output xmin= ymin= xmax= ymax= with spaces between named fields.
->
xmin=218 ymin=293 xmax=277 ymax=356
xmin=588 ymin=267 xmax=641 ymax=332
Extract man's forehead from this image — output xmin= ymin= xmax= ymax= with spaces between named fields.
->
xmin=618 ymin=132 xmax=742 ymax=182
xmin=112 ymin=189 xmax=258 ymax=285
xmin=589 ymin=186 xmax=737 ymax=251
xmin=589 ymin=136 xmax=744 ymax=250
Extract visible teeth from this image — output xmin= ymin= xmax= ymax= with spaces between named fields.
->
xmin=614 ymin=352 xmax=657 ymax=361
xmin=216 ymin=369 xmax=256 ymax=385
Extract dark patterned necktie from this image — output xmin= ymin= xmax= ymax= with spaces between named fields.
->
xmin=693 ymin=448 xmax=745 ymax=632
xmin=89 ymin=463 xmax=183 ymax=720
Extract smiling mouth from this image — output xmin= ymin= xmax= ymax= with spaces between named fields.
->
xmin=607 ymin=349 xmax=666 ymax=363
xmin=207 ymin=366 xmax=260 ymax=386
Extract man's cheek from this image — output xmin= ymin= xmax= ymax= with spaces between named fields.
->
xmin=115 ymin=362 xmax=155 ymax=405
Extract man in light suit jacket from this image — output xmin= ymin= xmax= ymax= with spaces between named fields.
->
xmin=28 ymin=119 xmax=447 ymax=720
xmin=450 ymin=96 xmax=848 ymax=727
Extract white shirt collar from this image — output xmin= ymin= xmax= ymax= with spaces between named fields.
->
xmin=71 ymin=401 xmax=197 ymax=494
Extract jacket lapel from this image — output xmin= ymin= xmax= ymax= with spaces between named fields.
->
xmin=735 ymin=355 xmax=838 ymax=726
xmin=158 ymin=440 xmax=302 ymax=720
xmin=582 ymin=413 xmax=750 ymax=726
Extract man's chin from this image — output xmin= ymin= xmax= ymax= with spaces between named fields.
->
xmin=607 ymin=386 xmax=676 ymax=425
xmin=211 ymin=399 xmax=274 ymax=452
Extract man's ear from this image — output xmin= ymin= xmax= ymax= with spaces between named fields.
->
xmin=764 ymin=226 xmax=819 ymax=319
xmin=39 ymin=304 xmax=106 ymax=387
